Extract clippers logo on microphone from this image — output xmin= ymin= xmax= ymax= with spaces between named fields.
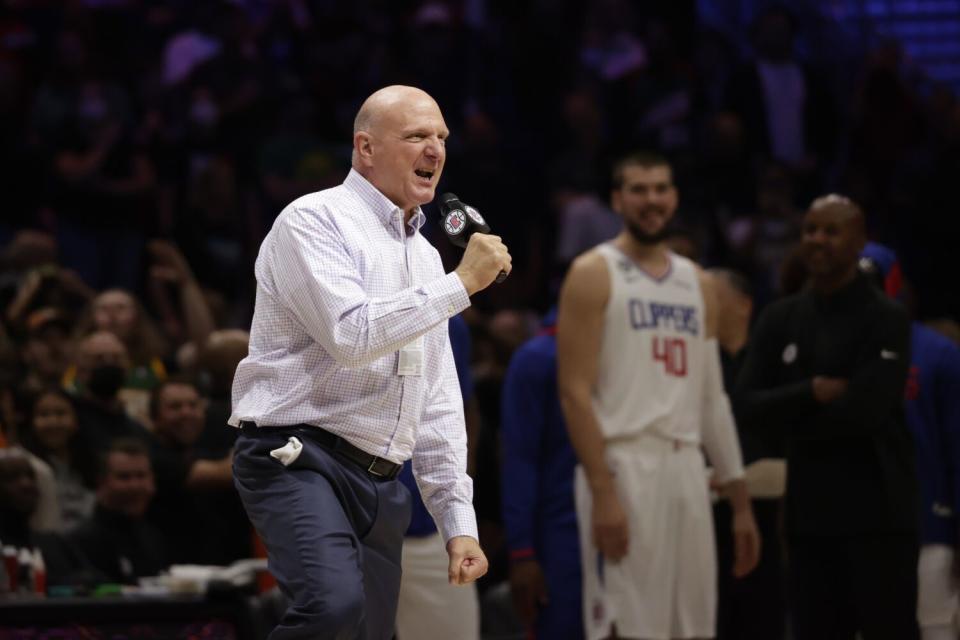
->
xmin=465 ymin=205 xmax=485 ymax=227
xmin=444 ymin=209 xmax=467 ymax=236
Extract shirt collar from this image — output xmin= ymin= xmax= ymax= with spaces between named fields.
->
xmin=344 ymin=169 xmax=426 ymax=234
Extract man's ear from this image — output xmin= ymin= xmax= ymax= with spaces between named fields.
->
xmin=354 ymin=132 xmax=374 ymax=166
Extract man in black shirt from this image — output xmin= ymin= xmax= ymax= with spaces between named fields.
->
xmin=736 ymin=194 xmax=918 ymax=640
xmin=147 ymin=378 xmax=248 ymax=565
xmin=69 ymin=438 xmax=167 ymax=584
xmin=69 ymin=331 xmax=150 ymax=451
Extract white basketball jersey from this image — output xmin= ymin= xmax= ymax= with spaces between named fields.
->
xmin=593 ymin=244 xmax=707 ymax=443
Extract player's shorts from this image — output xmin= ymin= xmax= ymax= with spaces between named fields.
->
xmin=575 ymin=434 xmax=716 ymax=640
xmin=917 ymin=544 xmax=959 ymax=628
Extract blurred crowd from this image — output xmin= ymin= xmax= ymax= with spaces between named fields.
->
xmin=0 ymin=0 xmax=958 ymax=634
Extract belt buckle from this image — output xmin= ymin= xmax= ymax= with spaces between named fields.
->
xmin=367 ymin=457 xmax=385 ymax=478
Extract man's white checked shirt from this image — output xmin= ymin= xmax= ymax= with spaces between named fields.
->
xmin=230 ymin=169 xmax=476 ymax=542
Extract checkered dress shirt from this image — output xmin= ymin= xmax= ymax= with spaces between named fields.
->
xmin=230 ymin=169 xmax=476 ymax=541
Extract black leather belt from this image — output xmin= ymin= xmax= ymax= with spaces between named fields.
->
xmin=240 ymin=421 xmax=402 ymax=480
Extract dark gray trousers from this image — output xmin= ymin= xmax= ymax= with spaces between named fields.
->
xmin=234 ymin=426 xmax=411 ymax=640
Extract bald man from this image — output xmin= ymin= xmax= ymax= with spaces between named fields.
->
xmin=230 ymin=86 xmax=510 ymax=640
xmin=737 ymin=195 xmax=919 ymax=639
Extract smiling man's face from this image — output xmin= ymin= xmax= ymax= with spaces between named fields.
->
xmin=356 ymin=88 xmax=448 ymax=215
xmin=612 ymin=164 xmax=678 ymax=245
xmin=801 ymin=200 xmax=865 ymax=280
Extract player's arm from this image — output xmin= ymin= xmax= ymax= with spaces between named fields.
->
xmin=557 ymin=252 xmax=627 ymax=560
xmin=697 ymin=269 xmax=760 ymax=578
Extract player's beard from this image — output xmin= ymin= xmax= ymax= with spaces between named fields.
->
xmin=625 ymin=216 xmax=670 ymax=245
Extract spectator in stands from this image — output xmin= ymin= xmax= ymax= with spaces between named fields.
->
xmin=67 ymin=331 xmax=150 ymax=450
xmin=2 ymin=232 xmax=94 ymax=330
xmin=77 ymin=289 xmax=168 ymax=391
xmin=146 ymin=378 xmax=247 ymax=565
xmin=0 ymin=400 xmax=62 ymax=533
xmin=686 ymin=112 xmax=755 ymax=218
xmin=20 ymin=388 xmax=97 ymax=532
xmin=1 ymin=231 xmax=59 ymax=316
xmin=551 ymin=164 xmax=621 ymax=273
xmin=0 ymin=447 xmax=44 ymax=545
xmin=175 ymin=157 xmax=252 ymax=299
xmin=19 ymin=308 xmax=74 ymax=395
xmin=143 ymin=239 xmax=216 ymax=356
xmin=723 ymin=161 xmax=804 ymax=304
xmin=0 ymin=447 xmax=101 ymax=588
xmin=726 ymin=5 xmax=836 ymax=185
xmin=194 ymin=329 xmax=248 ymax=453
xmin=69 ymin=438 xmax=167 ymax=584
xmin=846 ymin=40 xmax=925 ymax=225
xmin=48 ymin=70 xmax=156 ymax=293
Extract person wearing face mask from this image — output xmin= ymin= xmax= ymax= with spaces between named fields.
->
xmin=736 ymin=195 xmax=918 ymax=640
xmin=67 ymin=438 xmax=166 ymax=584
xmin=68 ymin=331 xmax=150 ymax=451
xmin=64 ymin=289 xmax=171 ymax=403
xmin=86 ymin=289 xmax=168 ymax=390
xmin=21 ymin=389 xmax=97 ymax=532
xmin=146 ymin=378 xmax=249 ymax=565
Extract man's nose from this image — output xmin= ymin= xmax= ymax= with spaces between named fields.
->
xmin=424 ymin=138 xmax=443 ymax=158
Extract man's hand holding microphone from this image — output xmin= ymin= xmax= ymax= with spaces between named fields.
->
xmin=442 ymin=193 xmax=512 ymax=295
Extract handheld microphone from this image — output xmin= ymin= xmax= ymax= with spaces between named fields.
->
xmin=438 ymin=192 xmax=508 ymax=284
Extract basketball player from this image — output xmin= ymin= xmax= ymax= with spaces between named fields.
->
xmin=557 ymin=151 xmax=760 ymax=640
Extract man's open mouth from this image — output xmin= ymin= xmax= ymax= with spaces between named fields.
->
xmin=414 ymin=169 xmax=434 ymax=179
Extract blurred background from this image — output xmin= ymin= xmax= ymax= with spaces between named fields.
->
xmin=0 ymin=0 xmax=958 ymax=638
